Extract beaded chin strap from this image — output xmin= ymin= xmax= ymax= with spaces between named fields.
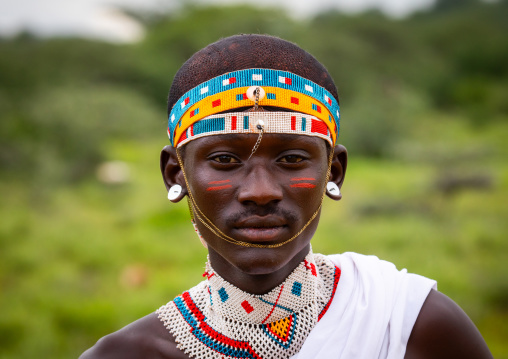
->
xmin=168 ymin=68 xmax=340 ymax=248
xmin=176 ymin=146 xmax=334 ymax=249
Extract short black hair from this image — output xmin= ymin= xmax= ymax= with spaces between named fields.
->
xmin=167 ymin=34 xmax=339 ymax=116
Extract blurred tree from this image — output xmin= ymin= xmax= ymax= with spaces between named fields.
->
xmin=0 ymin=0 xmax=506 ymax=180
xmin=1 ymin=3 xmax=508 ymax=359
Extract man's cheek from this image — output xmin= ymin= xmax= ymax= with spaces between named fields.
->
xmin=206 ymin=179 xmax=232 ymax=191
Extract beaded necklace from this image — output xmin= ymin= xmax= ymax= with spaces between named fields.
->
xmin=157 ymin=251 xmax=341 ymax=359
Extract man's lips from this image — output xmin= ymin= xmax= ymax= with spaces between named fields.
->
xmin=234 ymin=215 xmax=286 ymax=228
xmin=232 ymin=216 xmax=288 ymax=242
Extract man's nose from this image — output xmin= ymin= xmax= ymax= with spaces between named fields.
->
xmin=237 ymin=164 xmax=283 ymax=206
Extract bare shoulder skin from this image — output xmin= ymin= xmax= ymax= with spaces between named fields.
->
xmin=405 ymin=289 xmax=493 ymax=359
xmin=79 ymin=313 xmax=187 ymax=359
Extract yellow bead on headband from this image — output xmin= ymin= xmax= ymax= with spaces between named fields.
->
xmin=168 ymin=68 xmax=340 ymax=146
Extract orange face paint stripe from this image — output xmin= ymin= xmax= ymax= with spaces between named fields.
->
xmin=208 ymin=180 xmax=231 ymax=185
xmin=290 ymin=183 xmax=316 ymax=188
xmin=207 ymin=185 xmax=233 ymax=191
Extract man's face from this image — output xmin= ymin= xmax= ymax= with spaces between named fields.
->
xmin=180 ymin=132 xmax=330 ymax=276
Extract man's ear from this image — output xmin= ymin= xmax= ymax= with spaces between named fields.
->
xmin=326 ymin=144 xmax=348 ymax=201
xmin=160 ymin=145 xmax=187 ymax=202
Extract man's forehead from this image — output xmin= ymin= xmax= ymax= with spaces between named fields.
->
xmin=183 ymin=132 xmax=329 ymax=153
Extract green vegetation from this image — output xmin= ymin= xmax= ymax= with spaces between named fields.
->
xmin=0 ymin=0 xmax=507 ymax=357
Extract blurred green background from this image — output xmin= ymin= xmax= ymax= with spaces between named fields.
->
xmin=1 ymin=0 xmax=507 ymax=358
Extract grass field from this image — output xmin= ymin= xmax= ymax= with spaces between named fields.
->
xmin=1 ymin=116 xmax=507 ymax=359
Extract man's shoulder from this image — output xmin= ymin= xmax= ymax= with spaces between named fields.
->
xmin=79 ymin=312 xmax=188 ymax=359
xmin=405 ymin=289 xmax=493 ymax=359
xmin=323 ymin=253 xmax=492 ymax=358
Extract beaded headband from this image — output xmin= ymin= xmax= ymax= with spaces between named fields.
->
xmin=176 ymin=112 xmax=333 ymax=148
xmin=168 ymin=68 xmax=340 ymax=146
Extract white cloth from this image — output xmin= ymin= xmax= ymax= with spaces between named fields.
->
xmin=291 ymin=252 xmax=437 ymax=359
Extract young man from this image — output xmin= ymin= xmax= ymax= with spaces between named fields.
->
xmin=81 ymin=34 xmax=492 ymax=358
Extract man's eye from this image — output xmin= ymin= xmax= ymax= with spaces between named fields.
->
xmin=280 ymin=155 xmax=304 ymax=163
xmin=212 ymin=155 xmax=239 ymax=164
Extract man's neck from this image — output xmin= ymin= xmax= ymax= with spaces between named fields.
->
xmin=207 ymin=244 xmax=311 ymax=295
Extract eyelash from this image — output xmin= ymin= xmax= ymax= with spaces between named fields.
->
xmin=209 ymin=153 xmax=308 ymax=165
xmin=210 ymin=155 xmax=240 ymax=164
xmin=279 ymin=155 xmax=305 ymax=163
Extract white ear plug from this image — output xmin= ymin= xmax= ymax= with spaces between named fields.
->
xmin=326 ymin=182 xmax=340 ymax=197
xmin=168 ymin=185 xmax=182 ymax=201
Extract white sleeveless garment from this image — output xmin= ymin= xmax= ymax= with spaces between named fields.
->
xmin=291 ymin=252 xmax=437 ymax=359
